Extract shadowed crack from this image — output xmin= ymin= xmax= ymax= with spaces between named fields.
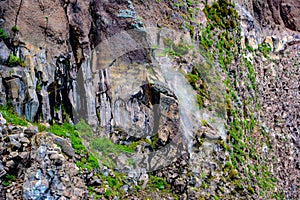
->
xmin=14 ymin=0 xmax=23 ymax=26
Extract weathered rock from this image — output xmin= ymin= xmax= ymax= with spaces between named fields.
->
xmin=250 ymin=0 xmax=300 ymax=31
xmin=0 ymin=41 xmax=10 ymax=63
xmin=19 ymin=136 xmax=30 ymax=144
xmin=0 ymin=113 xmax=6 ymax=125
xmin=0 ymin=163 xmax=6 ymax=178
xmin=19 ymin=152 xmax=30 ymax=162
xmin=21 ymin=133 xmax=87 ymax=200
xmin=0 ymin=77 xmax=7 ymax=105
xmin=6 ymin=193 xmax=14 ymax=200
xmin=90 ymin=178 xmax=101 ymax=186
xmin=5 ymin=160 xmax=15 ymax=169
xmin=24 ymin=126 xmax=38 ymax=137
xmin=0 ymin=0 xmax=298 ymax=199
xmin=9 ymin=138 xmax=21 ymax=151
xmin=4 ymin=78 xmax=22 ymax=100
xmin=53 ymin=137 xmax=75 ymax=157
xmin=49 ymin=153 xmax=64 ymax=165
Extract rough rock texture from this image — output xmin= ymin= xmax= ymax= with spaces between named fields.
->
xmin=236 ymin=4 xmax=300 ymax=198
xmin=0 ymin=65 xmax=39 ymax=121
xmin=0 ymin=121 xmax=87 ymax=200
xmin=23 ymin=133 xmax=86 ymax=199
xmin=255 ymin=42 xmax=300 ymax=198
xmin=253 ymin=0 xmax=300 ymax=31
xmin=235 ymin=0 xmax=300 ymax=31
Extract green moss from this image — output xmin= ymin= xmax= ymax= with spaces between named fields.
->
xmin=104 ymin=189 xmax=113 ymax=198
xmin=47 ymin=124 xmax=68 ymax=137
xmin=2 ymin=174 xmax=16 ymax=187
xmin=186 ymin=0 xmax=193 ymax=6
xmin=185 ymin=66 xmax=209 ymax=109
xmin=0 ymin=28 xmax=8 ymax=40
xmin=186 ymin=73 xmax=198 ymax=89
xmin=37 ymin=124 xmax=46 ymax=132
xmin=258 ymin=42 xmax=272 ymax=57
xmin=98 ymin=172 xmax=124 ymax=198
xmin=47 ymin=122 xmax=99 ymax=169
xmin=203 ymin=0 xmax=239 ymax=32
xmin=6 ymin=54 xmax=26 ymax=67
xmin=174 ymin=43 xmax=189 ymax=56
xmin=75 ymin=119 xmax=93 ymax=138
xmin=36 ymin=82 xmax=42 ymax=92
xmin=11 ymin=25 xmax=19 ymax=33
xmin=148 ymin=175 xmax=170 ymax=191
xmin=164 ymin=48 xmax=179 ymax=57
xmin=198 ymin=0 xmax=277 ymax=197
xmin=126 ymin=158 xmax=134 ymax=166
xmin=89 ymin=136 xmax=137 ymax=167
xmin=196 ymin=94 xmax=204 ymax=108
xmin=213 ymin=196 xmax=220 ymax=200
xmin=163 ymin=38 xmax=173 ymax=48
xmin=90 ymin=137 xmax=134 ymax=155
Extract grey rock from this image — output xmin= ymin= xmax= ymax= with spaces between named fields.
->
xmin=9 ymin=138 xmax=21 ymax=151
xmin=0 ymin=163 xmax=6 ymax=178
xmin=22 ymin=133 xmax=87 ymax=199
xmin=6 ymin=193 xmax=14 ymax=200
xmin=90 ymin=178 xmax=101 ymax=186
xmin=22 ymin=178 xmax=50 ymax=200
xmin=94 ymin=187 xmax=105 ymax=195
xmin=0 ymin=113 xmax=6 ymax=125
xmin=20 ymin=136 xmax=30 ymax=144
xmin=22 ymin=71 xmax=39 ymax=121
xmin=49 ymin=153 xmax=64 ymax=166
xmin=5 ymin=78 xmax=22 ymax=100
xmin=53 ymin=137 xmax=75 ymax=157
xmin=0 ymin=41 xmax=10 ymax=63
xmin=19 ymin=152 xmax=30 ymax=162
xmin=5 ymin=160 xmax=15 ymax=169
xmin=0 ymin=77 xmax=6 ymax=105
xmin=24 ymin=126 xmax=38 ymax=137
xmin=9 ymin=151 xmax=18 ymax=158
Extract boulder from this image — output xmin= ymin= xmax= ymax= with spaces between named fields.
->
xmin=53 ymin=137 xmax=75 ymax=157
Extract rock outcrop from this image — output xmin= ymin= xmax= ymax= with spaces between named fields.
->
xmin=0 ymin=121 xmax=87 ymax=200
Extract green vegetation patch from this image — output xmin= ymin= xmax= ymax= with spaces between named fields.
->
xmin=11 ymin=25 xmax=19 ymax=33
xmin=148 ymin=175 xmax=171 ymax=191
xmin=47 ymin=122 xmax=99 ymax=170
xmin=90 ymin=137 xmax=134 ymax=155
xmin=0 ymin=28 xmax=8 ymax=40
xmin=0 ymin=105 xmax=28 ymax=126
xmin=2 ymin=174 xmax=16 ymax=187
xmin=75 ymin=119 xmax=93 ymax=138
xmin=185 ymin=66 xmax=209 ymax=109
xmin=6 ymin=54 xmax=26 ymax=67
xmin=163 ymin=38 xmax=191 ymax=58
xmin=258 ymin=42 xmax=272 ymax=57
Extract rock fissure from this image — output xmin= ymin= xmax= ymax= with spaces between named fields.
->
xmin=14 ymin=0 xmax=23 ymax=26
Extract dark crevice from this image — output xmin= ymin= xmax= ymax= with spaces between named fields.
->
xmin=69 ymin=25 xmax=82 ymax=67
xmin=14 ymin=0 xmax=23 ymax=26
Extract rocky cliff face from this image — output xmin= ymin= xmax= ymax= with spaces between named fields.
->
xmin=0 ymin=0 xmax=299 ymax=199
